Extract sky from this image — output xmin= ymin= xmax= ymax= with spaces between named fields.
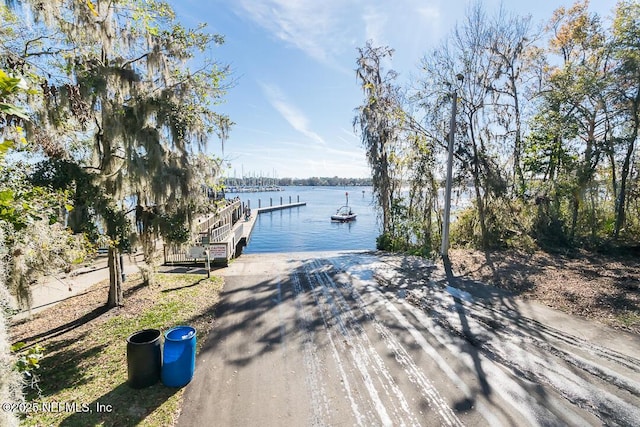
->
xmin=171 ymin=0 xmax=619 ymax=180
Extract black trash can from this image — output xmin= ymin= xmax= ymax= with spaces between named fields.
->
xmin=126 ymin=329 xmax=162 ymax=389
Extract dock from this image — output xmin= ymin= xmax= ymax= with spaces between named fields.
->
xmin=254 ymin=202 xmax=306 ymax=213
xmin=163 ymin=200 xmax=306 ymax=267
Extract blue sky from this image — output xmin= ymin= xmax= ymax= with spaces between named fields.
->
xmin=171 ymin=0 xmax=617 ymax=179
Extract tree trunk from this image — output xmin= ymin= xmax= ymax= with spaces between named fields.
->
xmin=614 ymin=97 xmax=639 ymax=238
xmin=141 ymin=229 xmax=157 ymax=286
xmin=469 ymin=117 xmax=489 ymax=248
xmin=380 ymin=149 xmax=391 ymax=235
xmin=614 ymin=138 xmax=636 ymax=238
xmin=570 ymin=193 xmax=579 ymax=242
xmin=107 ymin=247 xmax=123 ymax=307
xmin=511 ymin=73 xmax=526 ymax=199
xmin=473 ymin=178 xmax=489 ymax=249
xmin=571 ymin=119 xmax=598 ymax=242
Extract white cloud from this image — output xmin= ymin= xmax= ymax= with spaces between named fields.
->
xmin=234 ymin=0 xmax=447 ymax=74
xmin=417 ymin=5 xmax=441 ymax=21
xmin=236 ymin=0 xmax=347 ymax=66
xmin=363 ymin=6 xmax=387 ymax=45
xmin=261 ymin=83 xmax=326 ymax=145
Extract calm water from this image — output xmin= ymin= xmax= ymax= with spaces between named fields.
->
xmin=230 ymin=186 xmax=379 ymax=253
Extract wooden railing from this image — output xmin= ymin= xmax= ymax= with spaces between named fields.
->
xmin=210 ymin=223 xmax=231 ymax=242
xmin=196 ymin=200 xmax=242 ymax=236
xmin=164 ymin=244 xmax=192 ymax=264
xmin=164 ymin=199 xmax=244 ymax=264
xmin=218 ymin=200 xmax=242 ymax=221
xmin=197 ymin=212 xmax=218 ymax=234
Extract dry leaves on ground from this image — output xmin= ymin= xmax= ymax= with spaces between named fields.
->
xmin=448 ymin=248 xmax=640 ymax=334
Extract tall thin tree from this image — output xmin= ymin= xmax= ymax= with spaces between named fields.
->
xmin=354 ymin=42 xmax=403 ymax=240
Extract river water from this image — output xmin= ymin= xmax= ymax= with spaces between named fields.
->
xmin=228 ymin=186 xmax=379 ymax=253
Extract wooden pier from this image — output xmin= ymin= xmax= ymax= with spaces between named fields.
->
xmin=163 ymin=200 xmax=306 ymax=266
xmin=255 ymin=202 xmax=306 ymax=213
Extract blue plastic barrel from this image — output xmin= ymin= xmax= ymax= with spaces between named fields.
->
xmin=161 ymin=326 xmax=196 ymax=387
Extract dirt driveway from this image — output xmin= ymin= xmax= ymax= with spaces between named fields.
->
xmin=178 ymin=251 xmax=640 ymax=426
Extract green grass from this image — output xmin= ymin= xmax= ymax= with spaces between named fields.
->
xmin=616 ymin=310 xmax=640 ymax=330
xmin=19 ymin=272 xmax=223 ymax=427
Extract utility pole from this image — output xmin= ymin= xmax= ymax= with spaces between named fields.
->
xmin=441 ymin=74 xmax=463 ymax=258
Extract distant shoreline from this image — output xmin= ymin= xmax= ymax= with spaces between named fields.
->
xmin=225 ymin=183 xmax=372 ymax=194
xmin=224 ymin=178 xmax=373 ymax=188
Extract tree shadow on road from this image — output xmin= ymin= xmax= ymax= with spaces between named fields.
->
xmin=442 ymin=255 xmax=492 ymax=398
xmin=187 ymin=250 xmax=621 ymax=424
xmin=437 ymin=252 xmax=567 ymax=421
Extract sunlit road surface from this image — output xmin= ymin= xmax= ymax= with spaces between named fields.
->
xmin=178 ymin=251 xmax=640 ymax=427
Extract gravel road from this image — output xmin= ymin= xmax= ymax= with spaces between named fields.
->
xmin=178 ymin=251 xmax=640 ymax=427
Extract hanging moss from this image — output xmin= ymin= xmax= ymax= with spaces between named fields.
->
xmin=0 ymin=256 xmax=21 ymax=427
xmin=5 ymin=0 xmax=233 ymax=305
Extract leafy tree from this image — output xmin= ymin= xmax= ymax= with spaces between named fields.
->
xmin=354 ymin=42 xmax=404 ymax=240
xmin=1 ymin=40 xmax=82 ymax=422
xmin=522 ymin=106 xmax=579 ymax=245
xmin=417 ymin=3 xmax=527 ymax=249
xmin=0 ymin=63 xmax=91 ymax=414
xmin=358 ymin=0 xmax=639 ymax=253
xmin=9 ymin=0 xmax=232 ymax=306
xmin=540 ymin=0 xmax=612 ymax=242
xmin=486 ymin=9 xmax=538 ymax=199
xmin=0 ymin=63 xmax=26 ymax=427
xmin=610 ymin=0 xmax=640 ymax=238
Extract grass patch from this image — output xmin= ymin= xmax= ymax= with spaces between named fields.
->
xmin=10 ymin=271 xmax=223 ymax=426
xmin=616 ymin=310 xmax=640 ymax=330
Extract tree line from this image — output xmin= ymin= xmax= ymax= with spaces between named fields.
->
xmin=224 ymin=176 xmax=372 ymax=187
xmin=355 ymin=0 xmax=640 ymax=255
xmin=278 ymin=176 xmax=372 ymax=186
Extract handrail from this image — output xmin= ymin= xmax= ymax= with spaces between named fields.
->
xmin=210 ymin=223 xmax=232 ymax=242
xmin=217 ymin=200 xmax=241 ymax=218
xmin=197 ymin=200 xmax=242 ymax=234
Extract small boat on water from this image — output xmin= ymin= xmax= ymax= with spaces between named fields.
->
xmin=331 ymin=192 xmax=356 ymax=222
xmin=331 ymin=205 xmax=357 ymax=222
